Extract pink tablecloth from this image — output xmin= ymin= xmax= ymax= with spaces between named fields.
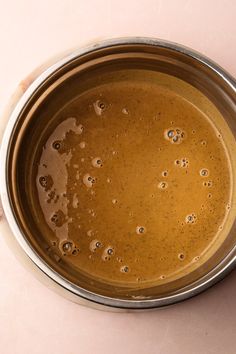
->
xmin=0 ymin=1 xmax=236 ymax=353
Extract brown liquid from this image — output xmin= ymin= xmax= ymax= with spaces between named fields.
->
xmin=35 ymin=72 xmax=232 ymax=286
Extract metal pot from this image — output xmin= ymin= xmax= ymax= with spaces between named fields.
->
xmin=1 ymin=38 xmax=236 ymax=310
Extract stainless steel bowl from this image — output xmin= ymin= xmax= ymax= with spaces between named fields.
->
xmin=1 ymin=37 xmax=236 ymax=310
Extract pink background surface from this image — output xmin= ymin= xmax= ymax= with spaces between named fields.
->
xmin=0 ymin=1 xmax=236 ymax=353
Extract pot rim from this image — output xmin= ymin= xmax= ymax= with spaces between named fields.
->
xmin=1 ymin=37 xmax=236 ymax=309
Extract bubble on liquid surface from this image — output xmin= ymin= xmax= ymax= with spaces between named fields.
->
xmin=120 ymin=265 xmax=129 ymax=273
xmin=162 ymin=170 xmax=168 ymax=177
xmin=200 ymin=168 xmax=209 ymax=177
xmin=158 ymin=181 xmax=168 ymax=189
xmin=203 ymin=180 xmax=213 ymax=187
xmin=60 ymin=240 xmax=74 ymax=255
xmin=107 ymin=248 xmax=114 ymax=255
xmin=164 ymin=127 xmax=186 ymax=144
xmin=136 ymin=226 xmax=146 ymax=234
xmin=193 ymin=256 xmax=200 ymax=262
xmin=107 ymin=178 xmax=111 ymax=183
xmin=112 ymin=199 xmax=118 ymax=204
xmin=167 ymin=130 xmax=174 ymax=138
xmin=174 ymin=158 xmax=189 ymax=168
xmin=92 ymin=157 xmax=103 ymax=168
xmin=122 ymin=108 xmax=129 ymax=115
xmin=201 ymin=140 xmax=207 ymax=146
xmin=89 ymin=239 xmax=102 ymax=252
xmin=79 ymin=141 xmax=86 ymax=149
xmin=173 ymin=136 xmax=179 ymax=143
xmin=178 ymin=253 xmax=185 ymax=261
xmin=51 ymin=210 xmax=66 ymax=227
xmin=52 ymin=140 xmax=62 ymax=150
xmin=93 ymin=99 xmax=108 ymax=115
xmin=160 ymin=275 xmax=166 ymax=280
xmin=175 ymin=159 xmax=181 ymax=166
xmin=47 ymin=190 xmax=56 ymax=204
xmin=72 ymin=249 xmax=79 ymax=256
xmin=83 ymin=173 xmax=95 ymax=188
xmin=185 ymin=213 xmax=197 ymax=224
xmin=102 ymin=246 xmax=115 ymax=261
xmin=39 ymin=175 xmax=53 ymax=191
xmin=181 ymin=158 xmax=189 ymax=168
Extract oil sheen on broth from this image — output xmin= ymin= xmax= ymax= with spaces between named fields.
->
xmin=36 ymin=75 xmax=232 ymax=286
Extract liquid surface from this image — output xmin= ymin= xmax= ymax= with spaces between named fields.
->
xmin=35 ymin=76 xmax=232 ymax=286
